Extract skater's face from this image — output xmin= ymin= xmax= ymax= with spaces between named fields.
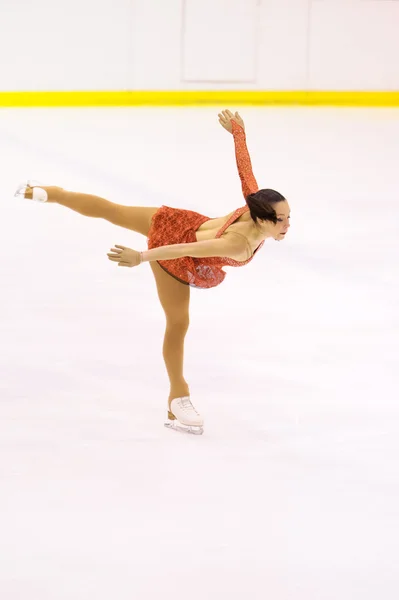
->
xmin=272 ymin=201 xmax=291 ymax=240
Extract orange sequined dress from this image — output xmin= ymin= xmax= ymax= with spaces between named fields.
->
xmin=147 ymin=121 xmax=264 ymax=289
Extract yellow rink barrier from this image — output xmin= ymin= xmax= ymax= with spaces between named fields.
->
xmin=0 ymin=90 xmax=398 ymax=107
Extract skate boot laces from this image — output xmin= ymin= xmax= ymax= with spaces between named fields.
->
xmin=179 ymin=396 xmax=199 ymax=415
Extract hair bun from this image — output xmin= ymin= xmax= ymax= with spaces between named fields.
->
xmin=246 ymin=189 xmax=286 ymax=225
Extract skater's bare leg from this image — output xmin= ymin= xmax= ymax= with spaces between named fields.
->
xmin=24 ymin=185 xmax=158 ymax=236
xmin=150 ymin=261 xmax=190 ymax=407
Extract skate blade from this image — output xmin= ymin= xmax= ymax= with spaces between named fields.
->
xmin=164 ymin=420 xmax=203 ymax=435
xmin=14 ymin=180 xmax=44 ymax=200
xmin=14 ymin=183 xmax=29 ymax=198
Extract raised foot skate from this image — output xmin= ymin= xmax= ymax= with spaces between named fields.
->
xmin=164 ymin=396 xmax=204 ymax=435
xmin=14 ymin=180 xmax=48 ymax=202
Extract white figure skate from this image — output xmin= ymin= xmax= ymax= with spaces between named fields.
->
xmin=14 ymin=180 xmax=48 ymax=202
xmin=165 ymin=396 xmax=204 ymax=435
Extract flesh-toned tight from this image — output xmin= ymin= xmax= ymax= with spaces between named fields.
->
xmin=26 ymin=186 xmax=190 ymax=406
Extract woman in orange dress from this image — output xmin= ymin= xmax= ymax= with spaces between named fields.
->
xmin=15 ymin=110 xmax=291 ymax=435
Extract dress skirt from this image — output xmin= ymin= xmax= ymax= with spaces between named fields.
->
xmin=147 ymin=205 xmax=227 ymax=289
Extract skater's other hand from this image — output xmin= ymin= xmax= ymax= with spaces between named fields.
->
xmin=218 ymin=109 xmax=245 ymax=134
xmin=107 ymin=245 xmax=142 ymax=267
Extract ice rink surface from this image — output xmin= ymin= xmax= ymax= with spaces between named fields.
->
xmin=0 ymin=106 xmax=398 ymax=599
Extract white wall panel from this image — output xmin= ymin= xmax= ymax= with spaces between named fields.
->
xmin=257 ymin=0 xmax=309 ymax=90
xmin=131 ymin=0 xmax=310 ymax=90
xmin=182 ymin=0 xmax=258 ymax=82
xmin=309 ymin=1 xmax=399 ymax=90
xmin=0 ymin=0 xmax=132 ymax=91
xmin=129 ymin=0 xmax=183 ymax=89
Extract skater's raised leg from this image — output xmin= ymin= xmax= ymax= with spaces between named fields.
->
xmin=17 ymin=183 xmax=158 ymax=237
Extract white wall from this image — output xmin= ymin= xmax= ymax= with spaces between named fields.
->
xmin=0 ymin=0 xmax=398 ymax=92
xmin=309 ymin=1 xmax=399 ymax=90
xmin=0 ymin=0 xmax=132 ymax=91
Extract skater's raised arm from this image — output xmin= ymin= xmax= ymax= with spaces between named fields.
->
xmin=218 ymin=109 xmax=259 ymax=199
xmin=107 ymin=234 xmax=252 ymax=267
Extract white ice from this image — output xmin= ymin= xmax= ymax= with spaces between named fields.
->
xmin=0 ymin=107 xmax=398 ymax=599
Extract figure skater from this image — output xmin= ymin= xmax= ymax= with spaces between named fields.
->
xmin=14 ymin=110 xmax=291 ymax=435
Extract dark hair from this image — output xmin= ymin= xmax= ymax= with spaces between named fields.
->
xmin=246 ymin=188 xmax=286 ymax=225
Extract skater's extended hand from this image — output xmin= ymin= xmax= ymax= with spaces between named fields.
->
xmin=218 ymin=109 xmax=245 ymax=134
xmin=107 ymin=245 xmax=142 ymax=267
